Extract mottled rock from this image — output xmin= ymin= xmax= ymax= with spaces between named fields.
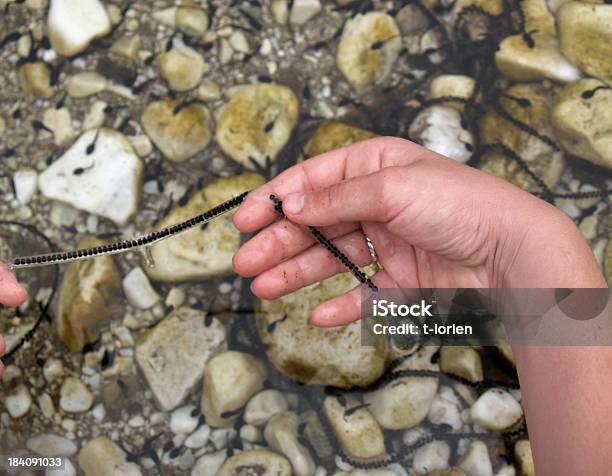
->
xmin=364 ymin=347 xmax=438 ymax=429
xmin=514 ymin=440 xmax=536 ymax=476
xmin=324 ymin=396 xmax=386 ymax=461
xmin=440 ymin=346 xmax=483 ymax=383
xmin=191 ymin=450 xmax=226 ymax=476
xmin=78 ymin=437 xmax=142 ymax=476
xmin=470 ymin=388 xmax=523 ymax=431
xmin=217 ymin=450 xmax=292 ymax=476
xmin=458 ymin=441 xmax=493 ymax=476
xmin=551 ymin=78 xmax=612 ymax=170
xmin=135 ymin=306 xmax=226 ymax=411
xmin=264 ymin=411 xmax=316 ymax=476
xmin=141 ymin=99 xmax=211 ymax=162
xmin=480 ymin=83 xmax=565 ymax=191
xmin=146 ymin=174 xmax=264 ymax=282
xmin=429 ymin=75 xmax=476 ymax=109
xmin=557 ymin=2 xmax=612 ymax=85
xmin=244 ymin=389 xmax=289 ymax=426
xmin=304 ymin=121 xmax=376 ymax=158
xmin=122 ymin=267 xmax=160 ymax=309
xmin=39 ymin=128 xmax=143 ymax=226
xmin=257 ymin=269 xmax=389 ymax=388
xmin=56 ymin=236 xmax=123 ymax=352
xmin=201 ymin=351 xmax=267 ymax=427
xmin=18 ymin=62 xmax=53 ymax=98
xmin=216 ymin=83 xmax=299 ymax=167
xmin=413 ymin=440 xmax=451 ymax=473
xmin=47 ymin=0 xmax=112 ymax=56
xmin=496 ymin=33 xmax=581 ymax=83
xmin=337 ymin=12 xmax=402 ymax=88
xmin=6 ymin=383 xmax=32 ymax=418
xmin=157 ymin=40 xmax=206 ymax=92
xmin=59 ymin=377 xmax=93 ymax=413
xmin=26 ymin=434 xmax=77 ymax=456
xmin=409 ymin=106 xmax=474 ymax=163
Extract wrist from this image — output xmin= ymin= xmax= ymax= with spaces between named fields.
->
xmin=499 ymin=206 xmax=606 ymax=288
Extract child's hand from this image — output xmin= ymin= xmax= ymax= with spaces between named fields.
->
xmin=233 ymin=137 xmax=605 ymax=326
xmin=0 ymin=263 xmax=27 ymax=376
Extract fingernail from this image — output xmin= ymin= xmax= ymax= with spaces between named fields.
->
xmin=283 ymin=193 xmax=304 ymax=214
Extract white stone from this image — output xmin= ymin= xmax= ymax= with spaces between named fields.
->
xmin=157 ymin=40 xmax=206 ymax=92
xmin=364 ymin=347 xmax=438 ymax=430
xmin=429 ymin=75 xmax=476 ymax=109
xmin=123 ymin=267 xmax=160 ymax=309
xmin=135 ymin=307 xmax=227 ymax=411
xmin=59 ymin=377 xmax=93 ymax=413
xmin=43 ymin=358 xmax=64 ymax=382
xmin=191 ymin=450 xmax=226 ymax=476
xmin=264 ymin=411 xmax=316 ymax=476
xmin=67 ymin=72 xmax=108 ymax=97
xmin=272 ymin=0 xmax=289 ymax=24
xmin=165 ymin=287 xmax=186 ymax=309
xmin=170 ymin=405 xmax=199 ymax=435
xmin=78 ymin=437 xmax=142 ymax=476
xmin=440 ymin=346 xmax=483 ymax=383
xmin=240 ymin=424 xmax=262 ymax=443
xmin=201 ymin=351 xmax=267 ymax=427
xmin=39 ymin=128 xmax=143 ymax=226
xmin=244 ymin=390 xmax=289 ymax=426
xmin=470 ymin=388 xmax=523 ymax=431
xmin=409 ymin=105 xmax=473 ymax=163
xmin=152 ymin=7 xmax=176 ymax=27
xmin=185 ymin=425 xmax=211 ymax=449
xmin=26 ymin=434 xmax=77 ymax=456
xmin=427 ymin=386 xmax=464 ymax=431
xmin=514 ymin=440 xmax=535 ymax=476
xmin=92 ymin=403 xmax=105 ymax=421
xmin=13 ymin=169 xmax=38 ymax=204
xmin=459 ymin=440 xmax=493 ymax=476
xmin=229 ymin=31 xmax=249 ymax=53
xmin=38 ymin=393 xmax=55 ymax=419
xmin=290 ymin=0 xmax=322 ymax=25
xmin=6 ymin=383 xmax=32 ymax=418
xmin=412 ymin=440 xmax=450 ymax=473
xmin=47 ymin=0 xmax=111 ymax=56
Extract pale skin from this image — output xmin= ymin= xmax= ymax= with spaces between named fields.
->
xmin=232 ymin=137 xmax=610 ymax=475
xmin=0 ymin=137 xmax=607 ymax=473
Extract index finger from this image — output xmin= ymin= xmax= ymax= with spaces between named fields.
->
xmin=0 ymin=263 xmax=27 ymax=307
xmin=232 ymin=137 xmax=426 ymax=233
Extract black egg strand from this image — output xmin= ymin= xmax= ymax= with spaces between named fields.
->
xmin=269 ymin=195 xmax=378 ymax=292
xmin=9 ymin=192 xmax=250 ymax=269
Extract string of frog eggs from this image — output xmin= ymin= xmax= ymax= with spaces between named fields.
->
xmin=2 ymin=0 xmax=611 ymax=471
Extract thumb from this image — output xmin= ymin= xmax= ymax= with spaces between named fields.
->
xmin=281 ymin=168 xmax=402 ymax=227
xmin=0 ymin=263 xmax=27 ymax=307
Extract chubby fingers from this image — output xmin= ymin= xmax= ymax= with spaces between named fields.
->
xmin=0 ymin=263 xmax=27 ymax=307
xmin=233 ymin=219 xmax=359 ymax=277
xmin=250 ymin=229 xmax=373 ymax=300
